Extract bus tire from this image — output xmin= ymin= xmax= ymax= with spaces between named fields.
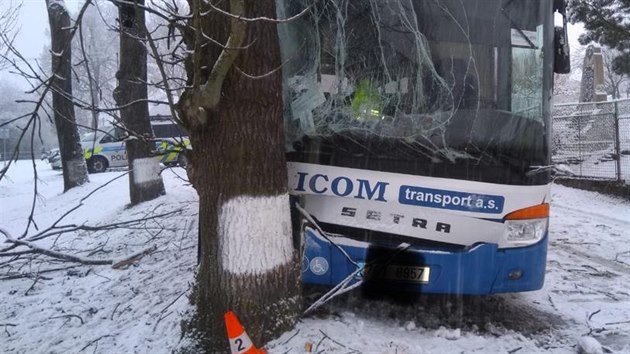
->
xmin=87 ymin=156 xmax=108 ymax=173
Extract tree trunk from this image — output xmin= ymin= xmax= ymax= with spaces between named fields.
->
xmin=46 ymin=0 xmax=89 ymax=192
xmin=89 ymin=77 xmax=100 ymax=129
xmin=87 ymin=19 xmax=101 ymax=130
xmin=178 ymin=0 xmax=301 ymax=351
xmin=114 ymin=0 xmax=164 ymax=204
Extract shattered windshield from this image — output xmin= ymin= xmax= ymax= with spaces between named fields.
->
xmin=279 ymin=0 xmax=553 ymax=185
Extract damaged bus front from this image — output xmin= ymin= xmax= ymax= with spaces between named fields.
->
xmin=279 ymin=0 xmax=569 ymax=294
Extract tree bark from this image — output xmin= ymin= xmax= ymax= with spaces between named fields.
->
xmin=46 ymin=0 xmax=89 ymax=192
xmin=178 ymin=0 xmax=301 ymax=351
xmin=114 ymin=0 xmax=165 ymax=205
xmin=86 ymin=15 xmax=102 ymax=130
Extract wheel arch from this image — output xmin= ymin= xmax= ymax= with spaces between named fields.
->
xmin=87 ymin=154 xmax=110 ymax=173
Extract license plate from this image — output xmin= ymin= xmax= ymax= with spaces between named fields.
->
xmin=364 ymin=264 xmax=430 ymax=283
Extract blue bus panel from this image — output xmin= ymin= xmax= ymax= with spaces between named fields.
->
xmin=302 ymin=227 xmax=548 ymax=294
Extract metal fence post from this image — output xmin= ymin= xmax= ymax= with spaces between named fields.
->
xmin=613 ymin=99 xmax=621 ymax=182
xmin=577 ymin=110 xmax=582 ymax=177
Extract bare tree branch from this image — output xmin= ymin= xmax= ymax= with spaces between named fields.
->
xmin=203 ymin=1 xmax=313 ymax=23
xmin=0 ymin=1 xmax=20 ymax=70
xmin=198 ymin=0 xmax=246 ymax=111
xmin=1 ymin=227 xmax=113 ymax=265
xmin=111 ymin=245 xmax=157 ymax=269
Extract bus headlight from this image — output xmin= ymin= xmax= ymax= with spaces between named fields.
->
xmin=500 ymin=203 xmax=549 ymax=248
xmin=503 ymin=218 xmax=548 ymax=247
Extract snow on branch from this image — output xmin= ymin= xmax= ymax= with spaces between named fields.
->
xmin=0 ymin=227 xmax=113 ymax=265
xmin=0 ymin=225 xmax=164 ymax=270
xmin=0 ymin=199 xmax=181 ymax=269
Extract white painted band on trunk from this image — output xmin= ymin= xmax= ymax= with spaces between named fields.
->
xmin=219 ymin=194 xmax=294 ymax=275
xmin=132 ymin=157 xmax=162 ymax=185
xmin=66 ymin=157 xmax=89 ymax=185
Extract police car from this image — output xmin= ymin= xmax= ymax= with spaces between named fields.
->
xmin=82 ymin=117 xmax=189 ymax=173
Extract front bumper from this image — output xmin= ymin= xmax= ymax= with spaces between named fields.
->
xmin=302 ymin=227 xmax=548 ymax=294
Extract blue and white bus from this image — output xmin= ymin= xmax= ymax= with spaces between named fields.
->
xmin=279 ymin=0 xmax=569 ymax=294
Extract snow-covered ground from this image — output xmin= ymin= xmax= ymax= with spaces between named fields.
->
xmin=1 ymin=160 xmax=629 ymax=353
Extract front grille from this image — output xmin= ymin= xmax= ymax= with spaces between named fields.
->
xmin=318 ymin=221 xmax=468 ymax=252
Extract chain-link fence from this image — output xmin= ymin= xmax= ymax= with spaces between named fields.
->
xmin=552 ymin=99 xmax=630 ymax=183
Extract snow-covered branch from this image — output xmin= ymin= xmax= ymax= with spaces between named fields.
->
xmin=0 ymin=227 xmax=113 ymax=265
xmin=202 ymin=1 xmax=313 ymax=23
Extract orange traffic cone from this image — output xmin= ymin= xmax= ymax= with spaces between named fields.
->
xmin=224 ymin=311 xmax=266 ymax=354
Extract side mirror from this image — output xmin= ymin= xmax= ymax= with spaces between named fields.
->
xmin=553 ymin=0 xmax=571 ymax=74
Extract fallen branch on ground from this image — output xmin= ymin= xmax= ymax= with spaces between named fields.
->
xmin=112 ymin=245 xmax=157 ymax=269
xmin=0 ymin=266 xmax=78 ymax=281
xmin=79 ymin=335 xmax=114 ymax=352
xmin=49 ymin=314 xmax=85 ymax=325
xmin=0 ymin=228 xmax=113 ymax=265
xmin=0 ymin=226 xmax=161 ymax=275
